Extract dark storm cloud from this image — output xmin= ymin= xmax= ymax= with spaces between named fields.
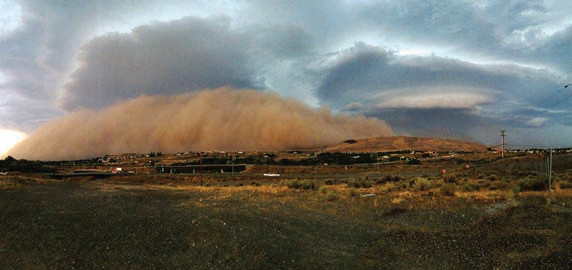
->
xmin=58 ymin=16 xmax=316 ymax=110
xmin=355 ymin=0 xmax=572 ymax=73
xmin=365 ymin=108 xmax=497 ymax=143
xmin=58 ymin=16 xmax=254 ymax=110
xmin=0 ymin=0 xmax=163 ymax=129
xmin=312 ymin=42 xmax=572 ymax=145
xmin=531 ymin=25 xmax=572 ymax=71
xmin=0 ymin=1 xmax=142 ymax=99
xmin=318 ymin=44 xmax=555 ymax=101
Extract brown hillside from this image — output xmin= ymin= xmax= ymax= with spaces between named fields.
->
xmin=323 ymin=136 xmax=488 ymax=153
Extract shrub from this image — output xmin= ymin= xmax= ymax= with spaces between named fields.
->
xmin=302 ymin=180 xmax=321 ymax=191
xmin=505 ymin=190 xmax=516 ymax=200
xmin=488 ymin=174 xmax=498 ymax=181
xmin=319 ymin=186 xmax=339 ymax=200
xmin=545 ymin=195 xmax=558 ymax=208
xmin=461 ymin=183 xmax=475 ymax=192
xmin=286 ymin=180 xmax=301 ymax=189
xmin=401 ymin=178 xmax=416 ymax=189
xmin=324 ymin=179 xmax=336 ymax=185
xmin=347 ymin=179 xmax=372 ymax=188
xmin=517 ymin=175 xmax=547 ymax=191
xmin=559 ymin=181 xmax=572 ymax=189
xmin=348 ymin=188 xmax=359 ymax=197
xmin=443 ymin=175 xmax=457 ymax=184
xmin=383 ymin=182 xmax=397 ymax=192
xmin=412 ymin=177 xmax=431 ymax=191
xmin=382 ymin=175 xmax=393 ymax=183
xmin=250 ymin=181 xmax=261 ymax=187
xmin=511 ymin=185 xmax=521 ymax=194
xmin=377 ymin=175 xmax=400 ymax=184
xmin=440 ymin=183 xmax=456 ymax=196
xmin=488 ymin=181 xmax=507 ymax=191
xmin=324 ymin=190 xmax=339 ymax=201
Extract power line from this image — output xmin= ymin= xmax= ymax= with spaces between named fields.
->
xmin=537 ymin=84 xmax=572 ymax=108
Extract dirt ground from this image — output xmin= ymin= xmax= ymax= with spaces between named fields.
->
xmin=1 ymin=176 xmax=571 ymax=269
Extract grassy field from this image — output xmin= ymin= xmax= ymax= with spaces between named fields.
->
xmin=1 ymin=176 xmax=572 ymax=269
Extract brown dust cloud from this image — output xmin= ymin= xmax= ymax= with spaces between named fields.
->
xmin=9 ymin=88 xmax=392 ymax=160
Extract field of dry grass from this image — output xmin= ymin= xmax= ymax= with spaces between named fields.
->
xmin=1 ymin=172 xmax=572 ymax=269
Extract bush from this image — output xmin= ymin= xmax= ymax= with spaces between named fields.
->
xmin=319 ymin=187 xmax=339 ymax=201
xmin=348 ymin=188 xmax=359 ymax=197
xmin=441 ymin=183 xmax=456 ymax=196
xmin=488 ymin=181 xmax=507 ymax=191
xmin=324 ymin=179 xmax=337 ymax=185
xmin=560 ymin=181 xmax=572 ymax=189
xmin=286 ymin=180 xmax=301 ymax=189
xmin=443 ymin=175 xmax=457 ymax=184
xmin=250 ymin=181 xmax=261 ymax=187
xmin=285 ymin=179 xmax=321 ymax=190
xmin=383 ymin=182 xmax=397 ymax=192
xmin=401 ymin=178 xmax=416 ymax=189
xmin=517 ymin=175 xmax=547 ymax=191
xmin=505 ymin=190 xmax=516 ymax=200
xmin=381 ymin=175 xmax=393 ymax=183
xmin=302 ymin=180 xmax=321 ymax=191
xmin=322 ymin=189 xmax=339 ymax=201
xmin=377 ymin=175 xmax=400 ymax=184
xmin=347 ymin=179 xmax=372 ymax=188
xmin=461 ymin=183 xmax=475 ymax=192
xmin=412 ymin=177 xmax=431 ymax=191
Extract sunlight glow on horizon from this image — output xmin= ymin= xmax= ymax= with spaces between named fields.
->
xmin=0 ymin=129 xmax=27 ymax=159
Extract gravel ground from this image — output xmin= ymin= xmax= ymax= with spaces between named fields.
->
xmin=1 ymin=179 xmax=571 ymax=269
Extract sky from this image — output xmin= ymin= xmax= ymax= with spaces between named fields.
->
xmin=1 ymin=0 xmax=572 ymax=156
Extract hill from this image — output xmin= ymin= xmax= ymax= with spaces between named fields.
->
xmin=323 ymin=136 xmax=489 ymax=153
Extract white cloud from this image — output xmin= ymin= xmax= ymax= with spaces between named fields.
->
xmin=526 ymin=117 xmax=549 ymax=127
xmin=373 ymin=87 xmax=493 ymax=109
xmin=0 ymin=0 xmax=22 ymax=37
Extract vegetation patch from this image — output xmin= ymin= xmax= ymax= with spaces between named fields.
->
xmin=412 ymin=177 xmax=431 ymax=191
xmin=285 ymin=179 xmax=321 ymax=190
xmin=517 ymin=175 xmax=548 ymax=191
xmin=319 ymin=186 xmax=339 ymax=201
xmin=440 ymin=183 xmax=456 ymax=196
xmin=443 ymin=174 xmax=458 ymax=184
xmin=559 ymin=181 xmax=572 ymax=189
xmin=461 ymin=183 xmax=478 ymax=192
xmin=347 ymin=179 xmax=373 ymax=188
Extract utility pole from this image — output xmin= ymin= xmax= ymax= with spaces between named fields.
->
xmin=549 ymin=149 xmax=553 ymax=191
xmin=500 ymin=130 xmax=506 ymax=159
